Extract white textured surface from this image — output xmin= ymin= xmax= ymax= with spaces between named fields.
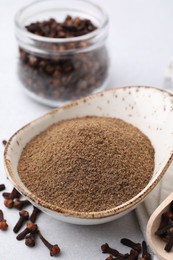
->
xmin=0 ymin=0 xmax=173 ymax=259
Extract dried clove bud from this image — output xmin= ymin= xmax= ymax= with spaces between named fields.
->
xmin=121 ymin=238 xmax=141 ymax=253
xmin=3 ymin=188 xmax=21 ymax=200
xmin=9 ymin=188 xmax=21 ymax=200
xmin=0 ymin=209 xmax=8 ymax=231
xmin=13 ymin=210 xmax=29 ymax=233
xmin=101 ymin=243 xmax=129 ymax=258
xmin=156 ymin=212 xmax=173 ymax=233
xmin=37 ymin=229 xmax=60 ymax=256
xmin=13 ymin=199 xmax=30 ymax=210
xmin=29 ymin=206 xmax=41 ymax=223
xmin=16 ymin=221 xmax=38 ymax=240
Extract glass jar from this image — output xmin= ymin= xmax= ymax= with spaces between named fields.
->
xmin=15 ymin=0 xmax=109 ymax=107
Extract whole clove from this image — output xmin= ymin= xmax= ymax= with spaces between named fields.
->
xmin=37 ymin=229 xmax=60 ymax=256
xmin=101 ymin=243 xmax=129 ymax=258
xmin=121 ymin=238 xmax=141 ymax=253
xmin=13 ymin=210 xmax=29 ymax=233
xmin=16 ymin=222 xmax=38 ymax=241
xmin=3 ymin=188 xmax=22 ymax=209
xmin=155 ymin=211 xmax=173 ymax=235
xmin=155 ymin=222 xmax=173 ymax=236
xmin=29 ymin=206 xmax=41 ymax=223
xmin=13 ymin=199 xmax=30 ymax=210
xmin=9 ymin=188 xmax=21 ymax=200
xmin=3 ymin=188 xmax=21 ymax=200
xmin=0 ymin=209 xmax=8 ymax=231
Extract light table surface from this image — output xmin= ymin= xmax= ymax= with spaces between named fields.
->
xmin=0 ymin=0 xmax=173 ymax=259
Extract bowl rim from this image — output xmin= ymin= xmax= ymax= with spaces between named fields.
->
xmin=4 ymin=85 xmax=173 ymax=219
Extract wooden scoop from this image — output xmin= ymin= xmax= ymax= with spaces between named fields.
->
xmin=146 ymin=193 xmax=173 ymax=260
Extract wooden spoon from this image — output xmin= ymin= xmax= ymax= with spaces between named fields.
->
xmin=146 ymin=193 xmax=173 ymax=260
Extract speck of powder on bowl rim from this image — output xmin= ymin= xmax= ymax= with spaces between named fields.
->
xmin=18 ymin=116 xmax=155 ymax=213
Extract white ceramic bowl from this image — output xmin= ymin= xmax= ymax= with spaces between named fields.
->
xmin=4 ymin=86 xmax=173 ymax=225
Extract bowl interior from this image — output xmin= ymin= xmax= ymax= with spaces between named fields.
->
xmin=4 ymin=86 xmax=173 ymax=224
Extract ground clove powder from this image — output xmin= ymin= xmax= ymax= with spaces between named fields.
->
xmin=18 ymin=116 xmax=154 ymax=212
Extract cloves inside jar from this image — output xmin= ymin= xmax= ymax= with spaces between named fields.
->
xmin=15 ymin=0 xmax=109 ymax=107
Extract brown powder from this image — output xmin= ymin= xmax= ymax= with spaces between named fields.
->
xmin=18 ymin=116 xmax=154 ymax=212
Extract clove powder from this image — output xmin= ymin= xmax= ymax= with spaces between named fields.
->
xmin=18 ymin=116 xmax=154 ymax=212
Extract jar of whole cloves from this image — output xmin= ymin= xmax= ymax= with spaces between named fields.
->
xmin=15 ymin=0 xmax=109 ymax=107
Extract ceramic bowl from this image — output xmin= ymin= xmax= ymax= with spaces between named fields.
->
xmin=4 ymin=86 xmax=173 ymax=225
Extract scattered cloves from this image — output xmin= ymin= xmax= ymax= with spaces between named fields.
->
xmin=101 ymin=243 xmax=129 ymax=258
xmin=0 ymin=209 xmax=8 ymax=231
xmin=121 ymin=238 xmax=141 ymax=253
xmin=9 ymin=188 xmax=21 ymax=200
xmin=0 ymin=183 xmax=61 ymax=255
xmin=16 ymin=221 xmax=38 ymax=240
xmin=13 ymin=210 xmax=29 ymax=233
xmin=101 ymin=240 xmax=151 ymax=260
xmin=3 ymin=188 xmax=22 ymax=209
xmin=0 ymin=184 xmax=5 ymax=191
xmin=29 ymin=206 xmax=41 ymax=223
xmin=13 ymin=199 xmax=30 ymax=210
xmin=37 ymin=229 xmax=60 ymax=256
xmin=3 ymin=188 xmax=21 ymax=201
